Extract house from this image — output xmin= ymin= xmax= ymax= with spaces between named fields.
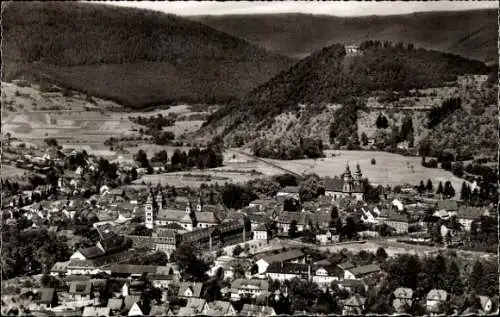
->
xmin=337 ymin=261 xmax=355 ymax=277
xmin=149 ymin=305 xmax=174 ymax=316
xmin=276 ymin=186 xmax=300 ymax=200
xmin=392 ymin=288 xmax=414 ymax=313
xmin=107 ymin=298 xmax=123 ymax=313
xmin=315 ymin=230 xmax=333 ymax=244
xmin=66 ymin=259 xmax=100 ymax=276
xmin=123 ymin=295 xmax=141 ymax=314
xmin=255 ymin=249 xmax=306 ymax=274
xmin=344 ymin=264 xmax=381 ymax=280
xmin=128 ymin=302 xmax=144 ymax=316
xmin=177 ymin=298 xmax=207 ymax=316
xmin=178 ymin=282 xmax=203 ymax=298
xmin=333 ymin=279 xmax=368 ymax=293
xmin=248 ymin=199 xmax=276 ymax=211
xmin=82 ymin=307 xmax=110 ymax=317
xmin=253 ymin=224 xmax=268 ymax=241
xmin=426 ymin=289 xmax=449 ymax=314
xmin=342 ymin=294 xmax=366 ymax=315
xmin=266 ymin=262 xmax=310 ymax=282
xmin=230 ymin=279 xmax=269 ymax=301
xmin=312 ymin=265 xmax=343 ymax=285
xmin=276 ymin=212 xmax=308 ymax=233
xmin=324 ymin=164 xmax=364 ymax=202
xmin=455 ymin=207 xmax=489 ymax=231
xmin=239 ymin=304 xmax=276 ymax=317
xmin=379 ymin=211 xmax=411 ymax=233
xmin=68 ymin=280 xmax=92 ymax=301
xmin=345 ymin=44 xmax=361 ymax=55
xmin=20 ymin=288 xmax=58 ymax=308
xmin=50 ymin=261 xmax=69 ymax=276
xmin=203 ymin=300 xmax=236 ymax=316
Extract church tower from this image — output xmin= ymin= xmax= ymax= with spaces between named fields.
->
xmin=196 ymin=194 xmax=203 ymax=212
xmin=156 ymin=188 xmax=164 ymax=210
xmin=343 ymin=163 xmax=353 ymax=193
xmin=145 ymin=191 xmax=154 ymax=229
xmin=353 ymin=163 xmax=363 ymax=187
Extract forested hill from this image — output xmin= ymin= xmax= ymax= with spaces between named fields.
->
xmin=192 ymin=9 xmax=498 ymax=64
xmin=202 ymin=41 xmax=490 ymax=139
xmin=2 ymin=1 xmax=293 ymax=108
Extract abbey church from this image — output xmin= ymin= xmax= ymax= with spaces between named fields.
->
xmin=324 ymin=163 xmax=365 ymax=201
xmin=144 ymin=187 xmax=220 ymax=231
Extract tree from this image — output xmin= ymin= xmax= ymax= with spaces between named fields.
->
xmin=361 ymin=132 xmax=369 ymax=146
xmin=460 ymin=182 xmax=470 ymax=201
xmin=375 ymin=247 xmax=388 ymax=262
xmin=426 ymin=179 xmax=433 ymax=192
xmin=232 ymin=245 xmax=243 ymax=257
xmin=134 ymin=149 xmax=150 ymax=168
xmin=131 ymin=225 xmax=152 ymax=236
xmin=289 ymin=220 xmax=298 ymax=238
xmin=330 ymin=205 xmax=339 ymax=219
xmin=172 ymin=243 xmax=210 ymax=282
xmin=468 ymin=260 xmax=484 ymax=294
xmin=446 ymin=261 xmax=464 ymax=295
xmin=436 ymin=182 xmax=444 ymax=196
xmin=151 ymin=150 xmax=168 ymax=163
xmin=371 ymin=158 xmax=376 ymax=165
xmin=418 ymin=180 xmax=425 ymax=194
xmin=376 ymin=113 xmax=389 ymax=129
xmin=44 ymin=138 xmax=58 ymax=147
xmin=444 ymin=181 xmax=455 ymax=199
xmin=299 ymin=174 xmax=324 ymax=202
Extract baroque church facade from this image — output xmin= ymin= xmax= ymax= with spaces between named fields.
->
xmin=324 ymin=163 xmax=365 ymax=201
xmin=144 ymin=187 xmax=219 ymax=231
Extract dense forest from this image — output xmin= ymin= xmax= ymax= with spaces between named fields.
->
xmin=205 ymin=40 xmax=489 ymax=140
xmin=193 ymin=9 xmax=498 ymax=64
xmin=2 ymin=1 xmax=292 ymax=107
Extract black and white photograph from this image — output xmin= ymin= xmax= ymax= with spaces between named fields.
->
xmin=1 ymin=0 xmax=499 ymax=316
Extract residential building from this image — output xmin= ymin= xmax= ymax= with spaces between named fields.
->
xmin=266 ymin=262 xmax=311 ymax=282
xmin=178 ymin=282 xmax=203 ymax=298
xmin=426 ymin=289 xmax=449 ymax=314
xmin=230 ymin=279 xmax=269 ymax=301
xmin=312 ymin=265 xmax=343 ymax=285
xmin=239 ymin=304 xmax=276 ymax=316
xmin=253 ymin=224 xmax=268 ymax=241
xmin=324 ymin=164 xmax=364 ymax=202
xmin=177 ymin=298 xmax=207 ymax=316
xmin=342 ymin=294 xmax=366 ymax=315
xmin=20 ymin=288 xmax=58 ymax=309
xmin=203 ymin=300 xmax=236 ymax=316
xmin=128 ymin=302 xmax=144 ymax=316
xmin=455 ymin=206 xmax=489 ymax=231
xmin=392 ymin=288 xmax=414 ymax=313
xmin=379 ymin=211 xmax=411 ymax=233
xmin=276 ymin=186 xmax=300 ymax=201
xmin=344 ymin=264 xmax=381 ymax=280
xmin=255 ymin=249 xmax=306 ymax=274
xmin=107 ymin=298 xmax=124 ymax=313
xmin=82 ymin=307 xmax=110 ymax=317
xmin=68 ymin=280 xmax=92 ymax=301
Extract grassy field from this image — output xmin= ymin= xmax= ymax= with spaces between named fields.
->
xmin=132 ymin=171 xmax=258 ymax=188
xmin=0 ymin=165 xmax=30 ymax=179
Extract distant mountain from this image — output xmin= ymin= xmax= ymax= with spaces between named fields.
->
xmin=192 ymin=10 xmax=498 ymax=64
xmin=2 ymin=1 xmax=293 ymax=108
xmin=199 ymin=41 xmax=491 ymax=146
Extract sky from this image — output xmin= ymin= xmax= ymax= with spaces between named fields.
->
xmin=100 ymin=0 xmax=498 ymax=16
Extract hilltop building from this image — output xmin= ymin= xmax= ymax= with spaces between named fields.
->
xmin=345 ymin=44 xmax=362 ymax=56
xmin=324 ymin=163 xmax=365 ymax=201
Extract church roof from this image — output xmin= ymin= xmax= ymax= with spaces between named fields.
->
xmin=324 ymin=177 xmax=363 ymax=193
xmin=157 ymin=209 xmax=186 ymax=222
xmin=195 ymin=212 xmax=218 ymax=224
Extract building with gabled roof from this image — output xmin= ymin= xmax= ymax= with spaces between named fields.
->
xmin=82 ymin=307 xmax=110 ymax=317
xmin=342 ymin=294 xmax=366 ymax=315
xmin=230 ymin=279 xmax=269 ymax=301
xmin=177 ymin=298 xmax=207 ymax=316
xmin=239 ymin=304 xmax=276 ymax=316
xmin=178 ymin=282 xmax=203 ymax=298
xmin=203 ymin=300 xmax=236 ymax=316
xmin=393 ymin=287 xmax=414 ymax=313
xmin=255 ymin=249 xmax=306 ymax=274
xmin=426 ymin=289 xmax=449 ymax=314
xmin=344 ymin=264 xmax=381 ymax=280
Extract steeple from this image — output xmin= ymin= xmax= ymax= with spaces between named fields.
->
xmin=196 ymin=192 xmax=203 ymax=212
xmin=343 ymin=163 xmax=353 ymax=193
xmin=353 ymin=162 xmax=363 ymax=186
xmin=145 ymin=191 xmax=154 ymax=229
xmin=156 ymin=187 xmax=164 ymax=210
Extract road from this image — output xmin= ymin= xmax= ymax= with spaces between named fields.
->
xmin=233 ymin=149 xmax=304 ymax=177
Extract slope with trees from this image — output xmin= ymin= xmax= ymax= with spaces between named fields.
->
xmin=2 ymin=1 xmax=292 ymax=108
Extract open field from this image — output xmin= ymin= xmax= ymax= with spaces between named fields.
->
xmin=2 ymin=81 xmax=213 ymax=151
xmin=132 ymin=171 xmax=259 ymax=188
xmin=0 ymin=165 xmax=30 ymax=179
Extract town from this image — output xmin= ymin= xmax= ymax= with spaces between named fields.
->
xmin=1 ymin=1 xmax=499 ymax=316
xmin=1 ymin=136 xmax=498 ymax=316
